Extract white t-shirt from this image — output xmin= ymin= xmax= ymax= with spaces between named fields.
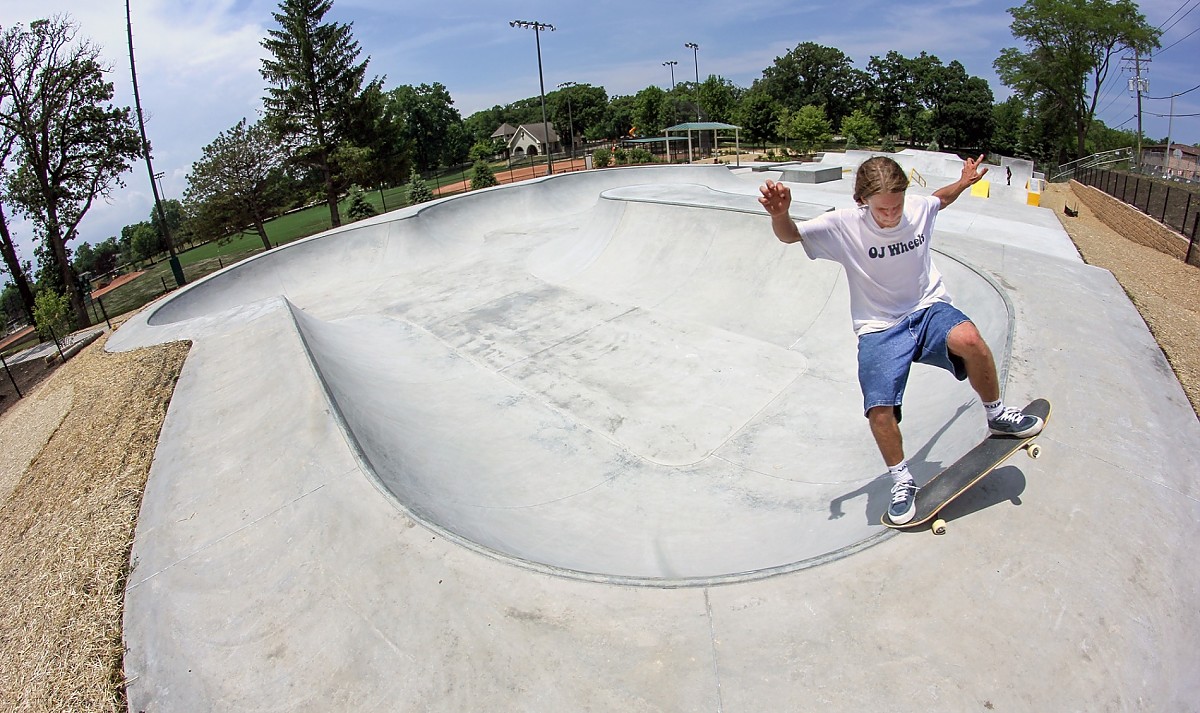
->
xmin=797 ymin=194 xmax=950 ymax=335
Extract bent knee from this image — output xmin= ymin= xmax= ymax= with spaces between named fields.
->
xmin=948 ymin=321 xmax=988 ymax=356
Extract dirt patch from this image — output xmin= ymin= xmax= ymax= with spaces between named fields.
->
xmin=1042 ymin=182 xmax=1200 ymax=417
xmin=0 ymin=355 xmax=56 ymax=418
xmin=0 ymin=335 xmax=190 ymax=712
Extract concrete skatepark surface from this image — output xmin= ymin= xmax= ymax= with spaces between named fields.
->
xmin=108 ymin=159 xmax=1200 ymax=710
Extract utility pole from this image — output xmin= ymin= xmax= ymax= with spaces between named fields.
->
xmin=1124 ymin=52 xmax=1150 ymax=171
xmin=126 ymin=0 xmax=185 ymax=287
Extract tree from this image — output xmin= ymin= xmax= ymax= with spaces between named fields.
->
xmin=631 ymin=85 xmax=671 ymax=138
xmin=546 ymin=83 xmax=609 ymax=151
xmin=840 ymin=109 xmax=881 ymax=147
xmin=995 ymin=0 xmax=1159 ymax=160
xmin=32 ymin=288 xmax=70 ymax=341
xmin=150 ymin=198 xmax=189 ymax=250
xmin=781 ymin=105 xmax=833 ymax=154
xmin=72 ymin=236 xmax=119 ymax=277
xmin=697 ymin=76 xmax=743 ymax=125
xmin=261 ymin=0 xmax=380 ymax=229
xmin=0 ymin=202 xmax=35 ymax=323
xmin=185 ymin=118 xmax=288 ymax=251
xmin=735 ymin=90 xmax=780 ymax=148
xmin=387 ymin=83 xmax=467 ymax=172
xmin=405 ymin=167 xmax=433 ymax=205
xmin=991 ymin=96 xmax=1029 ymax=158
xmin=340 ymin=81 xmax=411 ymax=191
xmin=469 ymin=161 xmax=497 ymax=190
xmin=0 ymin=17 xmax=142 ymax=328
xmin=927 ymin=61 xmax=995 ymax=150
xmin=128 ymin=221 xmax=163 ymax=263
xmin=0 ymin=117 xmax=35 ymax=323
xmin=754 ymin=43 xmax=869 ymax=127
xmin=344 ymin=184 xmax=376 ymax=222
xmin=595 ymin=95 xmax=636 ymax=141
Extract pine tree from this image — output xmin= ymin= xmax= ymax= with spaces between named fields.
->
xmin=406 ymin=168 xmax=433 ymax=205
xmin=470 ymin=161 xmax=498 ymax=190
xmin=344 ymin=185 xmax=377 ymax=222
xmin=261 ymin=0 xmax=376 ymax=228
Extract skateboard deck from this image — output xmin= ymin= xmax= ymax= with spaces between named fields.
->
xmin=882 ymin=398 xmax=1051 ymax=533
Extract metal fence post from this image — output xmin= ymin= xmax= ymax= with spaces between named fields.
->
xmin=1187 ymin=214 xmax=1199 ymax=266
xmin=1183 ymin=192 xmax=1194 ymax=239
xmin=1 ymin=351 xmax=21 ymax=399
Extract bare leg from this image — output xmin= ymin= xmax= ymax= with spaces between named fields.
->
xmin=947 ymin=321 xmax=1000 ymax=403
xmin=867 ymin=405 xmax=905 ymax=468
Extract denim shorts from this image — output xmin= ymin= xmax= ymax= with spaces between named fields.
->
xmin=857 ymin=302 xmax=971 ymax=421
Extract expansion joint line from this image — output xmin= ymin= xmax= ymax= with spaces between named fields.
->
xmin=705 ymin=588 xmax=724 ymax=712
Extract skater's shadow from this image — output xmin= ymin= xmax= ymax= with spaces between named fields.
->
xmin=933 ymin=465 xmax=1026 ymax=525
xmin=828 ymin=402 xmax=1014 ymax=525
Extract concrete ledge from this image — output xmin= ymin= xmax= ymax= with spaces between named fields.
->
xmin=781 ymin=165 xmax=842 ymax=184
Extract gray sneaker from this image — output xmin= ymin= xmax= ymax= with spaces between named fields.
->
xmin=888 ymin=479 xmax=918 ymax=525
xmin=988 ymin=407 xmax=1044 ymax=438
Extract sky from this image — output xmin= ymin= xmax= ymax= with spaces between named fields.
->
xmin=2 ymin=0 xmax=1198 ymax=276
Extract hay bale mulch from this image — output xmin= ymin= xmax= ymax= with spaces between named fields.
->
xmin=0 ymin=336 xmax=189 ymax=712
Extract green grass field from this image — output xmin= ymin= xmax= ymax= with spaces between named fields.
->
xmin=82 ymin=158 xmax=548 ymax=326
xmin=89 ymin=182 xmax=428 ymax=323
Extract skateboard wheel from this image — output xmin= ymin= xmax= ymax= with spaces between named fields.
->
xmin=1026 ymin=443 xmax=1042 ymax=459
xmin=932 ymin=519 xmax=947 ymax=535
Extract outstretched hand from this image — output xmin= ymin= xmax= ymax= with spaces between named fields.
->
xmin=759 ymin=179 xmax=792 ymax=217
xmin=961 ymin=154 xmax=989 ymax=184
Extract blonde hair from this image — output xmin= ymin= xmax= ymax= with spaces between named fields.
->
xmin=853 ymin=156 xmax=909 ymax=205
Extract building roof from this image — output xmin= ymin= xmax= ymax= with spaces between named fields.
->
xmin=665 ymin=122 xmax=742 ymax=131
xmin=491 ymin=123 xmax=518 ymax=139
xmin=514 ymin=123 xmax=559 ymax=145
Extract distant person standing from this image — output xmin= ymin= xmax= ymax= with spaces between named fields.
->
xmin=758 ymin=155 xmax=1043 ymax=524
xmin=1006 ymin=166 xmax=1012 ymax=185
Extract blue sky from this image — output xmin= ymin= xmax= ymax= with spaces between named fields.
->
xmin=2 ymin=0 xmax=1197 ymax=273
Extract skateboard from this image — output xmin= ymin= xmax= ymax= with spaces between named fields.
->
xmin=882 ymin=398 xmax=1051 ymax=534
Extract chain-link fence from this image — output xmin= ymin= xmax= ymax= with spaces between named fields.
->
xmin=1073 ymin=166 xmax=1200 ymax=264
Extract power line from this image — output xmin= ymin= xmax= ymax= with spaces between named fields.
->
xmin=1158 ymin=0 xmax=1199 ymax=35
xmin=1157 ymin=23 xmax=1200 ymax=55
xmin=1156 ymin=0 xmax=1195 ymax=31
xmin=1145 ymin=82 xmax=1200 ymax=100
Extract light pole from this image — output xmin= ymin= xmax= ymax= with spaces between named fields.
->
xmin=685 ymin=42 xmax=701 ymax=122
xmin=510 ymin=20 xmax=556 ymax=176
xmin=127 ymin=0 xmax=185 ymax=287
xmin=557 ymin=81 xmax=576 ymax=163
xmin=663 ymin=61 xmax=679 ymax=151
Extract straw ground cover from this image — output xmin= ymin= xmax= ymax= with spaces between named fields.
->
xmin=0 ymin=335 xmax=189 ymax=711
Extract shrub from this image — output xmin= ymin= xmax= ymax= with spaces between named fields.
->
xmin=345 ymin=185 xmax=377 ymax=222
xmin=406 ymin=168 xmax=434 ymax=205
xmin=628 ymin=147 xmax=654 ymax=164
xmin=33 ymin=289 xmax=72 ymax=340
xmin=613 ymin=148 xmax=629 ymax=166
xmin=592 ymin=148 xmax=612 ymax=168
xmin=470 ymin=160 xmax=498 ymax=190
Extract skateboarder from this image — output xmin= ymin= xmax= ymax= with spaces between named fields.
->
xmin=759 ymin=155 xmax=1044 ymax=525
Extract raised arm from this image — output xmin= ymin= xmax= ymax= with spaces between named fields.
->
xmin=933 ymin=153 xmax=989 ymax=210
xmin=759 ymin=179 xmax=802 ymax=244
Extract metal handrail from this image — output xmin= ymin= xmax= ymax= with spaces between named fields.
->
xmin=1049 ymin=147 xmax=1132 ymax=182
